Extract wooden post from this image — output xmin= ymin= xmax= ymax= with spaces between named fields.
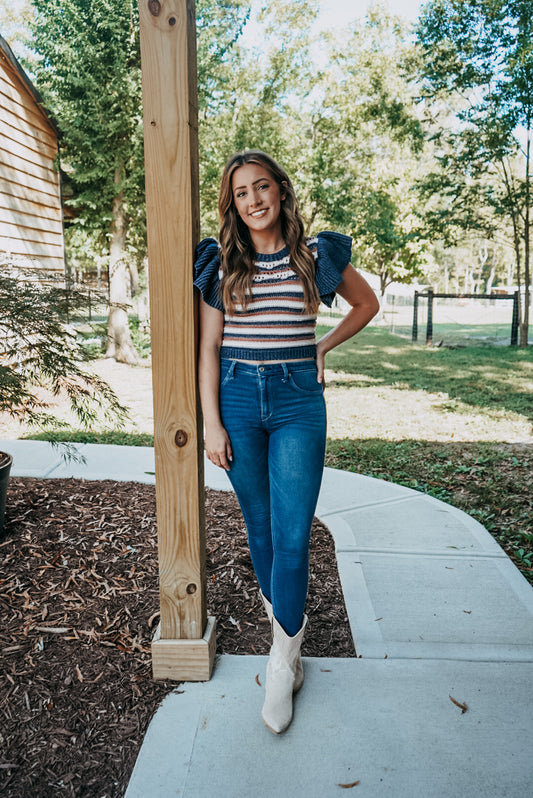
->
xmin=412 ymin=290 xmax=418 ymax=342
xmin=138 ymin=0 xmax=216 ymax=681
xmin=426 ymin=288 xmax=434 ymax=346
xmin=511 ymin=290 xmax=519 ymax=346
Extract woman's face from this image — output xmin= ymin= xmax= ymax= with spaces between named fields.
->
xmin=231 ymin=162 xmax=285 ymax=243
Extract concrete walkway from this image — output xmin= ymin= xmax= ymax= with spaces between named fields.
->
xmin=3 ymin=439 xmax=533 ymax=797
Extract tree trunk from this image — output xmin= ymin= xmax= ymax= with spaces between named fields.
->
xmin=129 ymin=258 xmax=140 ymax=297
xmin=520 ymin=125 xmax=531 ymax=347
xmin=485 ymin=264 xmax=495 ymax=294
xmin=106 ymin=177 xmax=139 ymax=364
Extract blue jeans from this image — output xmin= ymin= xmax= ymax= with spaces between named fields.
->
xmin=219 ymin=358 xmax=327 ymax=636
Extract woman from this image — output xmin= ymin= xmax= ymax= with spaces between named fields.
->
xmin=194 ymin=150 xmax=379 ymax=734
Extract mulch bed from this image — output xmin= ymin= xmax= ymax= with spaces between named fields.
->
xmin=0 ymin=478 xmax=354 ymax=798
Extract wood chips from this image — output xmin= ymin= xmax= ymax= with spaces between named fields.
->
xmin=0 ymin=478 xmax=354 ymax=797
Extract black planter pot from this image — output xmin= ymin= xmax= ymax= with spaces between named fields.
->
xmin=0 ymin=452 xmax=13 ymax=537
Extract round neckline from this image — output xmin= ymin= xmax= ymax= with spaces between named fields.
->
xmin=255 ymin=245 xmax=289 ymax=262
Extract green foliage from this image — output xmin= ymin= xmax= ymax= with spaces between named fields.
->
xmin=0 ymin=266 xmax=127 ymax=431
xmin=198 ymin=0 xmax=320 ymax=235
xmin=300 ymin=7 xmax=432 ymax=290
xmin=416 ymin=0 xmax=533 ymax=343
xmin=30 ymin=0 xmax=145 ymax=247
xmin=128 ymin=316 xmax=151 ymax=359
xmin=28 ymin=0 xmax=250 ymax=263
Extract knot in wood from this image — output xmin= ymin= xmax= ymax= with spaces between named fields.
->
xmin=169 ymin=16 xmax=176 ymax=26
xmin=175 ymin=429 xmax=188 ymax=448
xmin=148 ymin=0 xmax=161 ymax=17
xmin=186 ymin=583 xmax=197 ymax=595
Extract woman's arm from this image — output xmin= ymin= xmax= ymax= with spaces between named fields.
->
xmin=198 ymin=299 xmax=233 ymax=470
xmin=315 ymin=264 xmax=379 ymax=383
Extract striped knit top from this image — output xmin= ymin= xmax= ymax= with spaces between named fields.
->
xmin=193 ymin=231 xmax=352 ymax=362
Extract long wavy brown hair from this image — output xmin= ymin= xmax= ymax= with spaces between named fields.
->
xmin=218 ymin=151 xmax=320 ymax=314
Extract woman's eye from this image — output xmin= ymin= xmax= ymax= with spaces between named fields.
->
xmin=259 ymin=183 xmax=269 ymax=190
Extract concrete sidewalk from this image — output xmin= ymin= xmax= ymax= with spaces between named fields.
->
xmin=3 ymin=439 xmax=533 ymax=797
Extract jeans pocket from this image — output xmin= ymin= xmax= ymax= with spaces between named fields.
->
xmin=288 ymin=368 xmax=323 ymax=394
xmin=220 ymin=363 xmax=235 ymax=387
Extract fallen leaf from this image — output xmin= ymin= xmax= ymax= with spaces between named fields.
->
xmin=337 ymin=780 xmax=360 ymax=788
xmin=255 ymin=673 xmax=262 ymax=686
xmin=449 ymin=695 xmax=468 ymax=713
xmin=320 ymin=668 xmax=332 ymax=672
xmin=75 ymin=665 xmax=83 ymax=683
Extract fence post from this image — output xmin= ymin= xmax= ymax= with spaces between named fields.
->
xmin=412 ymin=290 xmax=419 ymax=342
xmin=511 ymin=290 xmax=519 ymax=346
xmin=426 ymin=288 xmax=434 ymax=345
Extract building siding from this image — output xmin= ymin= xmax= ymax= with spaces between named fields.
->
xmin=0 ymin=40 xmax=65 ymax=274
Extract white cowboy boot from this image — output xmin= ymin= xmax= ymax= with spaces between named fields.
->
xmin=261 ymin=614 xmax=308 ymax=734
xmin=259 ymin=592 xmax=304 ymax=692
xmin=260 ymin=590 xmax=273 ymax=622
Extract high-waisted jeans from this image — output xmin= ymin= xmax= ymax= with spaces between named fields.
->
xmin=219 ymin=358 xmax=327 ymax=636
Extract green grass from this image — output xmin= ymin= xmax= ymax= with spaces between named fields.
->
xmin=26 ymin=430 xmax=154 ymax=447
xmin=317 ymin=325 xmax=533 ymax=422
xmin=389 ymin=322 xmax=513 ymax=346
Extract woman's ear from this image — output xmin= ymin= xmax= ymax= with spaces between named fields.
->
xmin=280 ymin=180 xmax=288 ymax=200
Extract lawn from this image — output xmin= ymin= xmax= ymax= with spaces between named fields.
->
xmin=25 ymin=327 xmax=533 ymax=584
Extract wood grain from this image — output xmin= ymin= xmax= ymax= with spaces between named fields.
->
xmin=139 ymin=0 xmax=210 ymax=655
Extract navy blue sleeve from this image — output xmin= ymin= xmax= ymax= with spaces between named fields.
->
xmin=193 ymin=238 xmax=224 ymax=312
xmin=315 ymin=231 xmax=352 ymax=307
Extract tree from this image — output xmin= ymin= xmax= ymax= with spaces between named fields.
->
xmin=27 ymin=0 xmax=250 ymax=362
xmin=301 ymin=5 xmax=431 ymax=293
xmin=29 ymin=0 xmax=144 ymax=363
xmin=0 ymin=263 xmax=126 ymax=433
xmin=416 ymin=0 xmax=533 ymax=346
xmin=197 ymin=0 xmax=320 ymax=235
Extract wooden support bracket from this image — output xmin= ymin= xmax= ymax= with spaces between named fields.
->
xmin=152 ymin=617 xmax=217 ymax=682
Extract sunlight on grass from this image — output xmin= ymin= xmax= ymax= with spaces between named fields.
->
xmin=319 ymin=325 xmax=533 ymax=433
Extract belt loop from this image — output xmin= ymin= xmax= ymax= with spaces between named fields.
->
xmin=281 ymin=362 xmax=289 ymax=382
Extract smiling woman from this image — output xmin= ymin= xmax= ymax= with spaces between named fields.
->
xmin=231 ymin=163 xmax=286 ymax=249
xmin=193 ymin=149 xmax=379 ymax=734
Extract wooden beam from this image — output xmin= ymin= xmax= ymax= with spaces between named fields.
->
xmin=138 ymin=0 xmax=215 ymax=681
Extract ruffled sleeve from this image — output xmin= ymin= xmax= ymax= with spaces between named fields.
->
xmin=315 ymin=231 xmax=352 ymax=307
xmin=193 ymin=238 xmax=224 ymax=312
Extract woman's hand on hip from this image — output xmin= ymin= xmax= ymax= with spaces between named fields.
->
xmin=205 ymin=424 xmax=233 ymax=470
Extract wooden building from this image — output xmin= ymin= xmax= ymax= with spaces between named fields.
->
xmin=0 ymin=35 xmax=65 ymax=275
